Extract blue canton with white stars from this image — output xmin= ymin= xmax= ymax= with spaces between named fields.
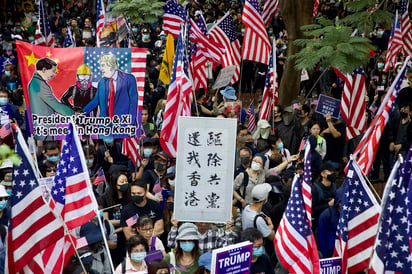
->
xmin=164 ymin=1 xmax=187 ymax=21
xmin=216 ymin=15 xmax=238 ymax=43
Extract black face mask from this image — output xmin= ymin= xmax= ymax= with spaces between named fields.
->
xmin=132 ymin=195 xmax=145 ymax=204
xmin=119 ymin=184 xmax=129 ymax=192
xmin=166 ymin=201 xmax=174 ymax=211
xmin=154 ymin=162 xmax=165 ymax=172
xmin=400 ymin=112 xmax=409 ymax=119
xmin=240 ymin=156 xmax=250 ymax=165
xmin=327 ymin=173 xmax=337 ymax=183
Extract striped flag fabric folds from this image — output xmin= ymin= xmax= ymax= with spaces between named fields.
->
xmin=274 ymin=174 xmax=320 ymax=274
xmin=313 ymin=0 xmax=320 ymax=17
xmin=63 ymin=23 xmax=76 ymax=48
xmin=122 ymin=137 xmax=141 ymax=168
xmin=131 ymin=48 xmax=148 ymax=129
xmin=353 ymin=57 xmax=409 ymax=175
xmin=262 ymin=0 xmax=278 ymax=26
xmin=96 ymin=0 xmax=105 ymax=47
xmin=160 ymin=25 xmax=193 ymax=158
xmin=259 ymin=46 xmax=277 ymax=121
xmin=163 ymin=1 xmax=186 ymax=38
xmin=241 ymin=0 xmax=271 ymax=64
xmin=334 ymin=159 xmax=380 ymax=274
xmin=301 ymin=142 xmax=312 ymax=227
xmin=7 ymin=129 xmax=64 ymax=273
xmin=339 ymin=68 xmax=367 ymax=140
xmin=384 ymin=10 xmax=402 ymax=72
xmin=400 ymin=0 xmax=412 ymax=57
xmin=247 ymin=101 xmax=256 ymax=132
xmin=192 ymin=14 xmax=209 ymax=91
xmin=35 ymin=0 xmax=54 ymax=47
xmin=369 ymin=148 xmax=412 ymax=273
xmin=208 ymin=13 xmax=241 ymax=85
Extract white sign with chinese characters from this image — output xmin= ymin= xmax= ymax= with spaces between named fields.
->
xmin=174 ymin=117 xmax=237 ymax=223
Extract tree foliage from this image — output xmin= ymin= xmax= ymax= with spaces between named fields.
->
xmin=292 ymin=0 xmax=394 ymax=74
xmin=108 ymin=0 xmax=165 ymax=24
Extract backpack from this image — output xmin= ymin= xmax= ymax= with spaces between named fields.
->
xmin=235 ymin=171 xmax=249 ymax=209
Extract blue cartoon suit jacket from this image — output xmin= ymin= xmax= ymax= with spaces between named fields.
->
xmin=83 ymin=70 xmax=137 ymax=125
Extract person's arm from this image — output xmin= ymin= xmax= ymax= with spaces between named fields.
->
xmin=323 ymin=113 xmax=341 ymax=138
xmin=269 ymin=154 xmax=299 ymax=176
xmin=134 ymin=158 xmax=149 ymax=180
xmin=153 ymin=219 xmax=164 ymax=237
xmin=123 ymin=226 xmax=137 ymax=240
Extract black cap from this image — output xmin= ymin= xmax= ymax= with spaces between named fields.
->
xmin=320 ymin=162 xmax=335 ymax=172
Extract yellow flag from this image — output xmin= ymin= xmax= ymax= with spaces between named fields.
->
xmin=159 ymin=34 xmax=175 ymax=85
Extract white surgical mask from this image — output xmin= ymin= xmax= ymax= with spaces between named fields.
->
xmin=251 ymin=161 xmax=261 ymax=171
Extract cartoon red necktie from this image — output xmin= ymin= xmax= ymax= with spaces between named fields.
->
xmin=109 ymin=78 xmax=115 ymax=119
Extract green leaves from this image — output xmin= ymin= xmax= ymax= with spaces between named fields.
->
xmin=0 ymin=145 xmax=21 ymax=166
xmin=108 ymin=0 xmax=165 ymax=24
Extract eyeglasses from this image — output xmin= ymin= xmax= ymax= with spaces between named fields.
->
xmin=0 ymin=198 xmax=9 ymax=201
xmin=140 ymin=227 xmax=154 ymax=233
xmin=46 ymin=168 xmax=56 ymax=172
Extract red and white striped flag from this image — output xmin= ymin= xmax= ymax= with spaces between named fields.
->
xmin=7 ymin=129 xmax=64 ymax=273
xmin=353 ymin=56 xmax=409 ymax=175
xmin=93 ymin=167 xmax=106 ymax=186
xmin=384 ymin=10 xmax=402 ymax=72
xmin=247 ymin=101 xmax=256 ymax=132
xmin=163 ymin=1 xmax=186 ymax=38
xmin=400 ymin=0 xmax=412 ymax=56
xmin=122 ymin=137 xmax=141 ymax=168
xmin=40 ymin=122 xmax=100 ymax=272
xmin=262 ymin=0 xmax=278 ymax=26
xmin=192 ymin=14 xmax=209 ymax=91
xmin=242 ymin=0 xmax=271 ymax=64
xmin=131 ymin=48 xmax=148 ymax=128
xmin=334 ymin=159 xmax=380 ymax=274
xmin=313 ymin=0 xmax=320 ymax=17
xmin=208 ymin=13 xmax=241 ymax=84
xmin=0 ymin=122 xmax=12 ymax=139
xmin=96 ymin=0 xmax=105 ymax=47
xmin=337 ymin=68 xmax=367 ymax=140
xmin=274 ymin=174 xmax=320 ymax=274
xmin=160 ymin=25 xmax=193 ymax=157
xmin=301 ymin=142 xmax=312 ymax=227
xmin=259 ymin=46 xmax=278 ymax=121
xmin=34 ymin=0 xmax=54 ymax=47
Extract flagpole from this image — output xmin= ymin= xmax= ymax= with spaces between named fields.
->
xmin=70 ymin=120 xmax=116 ymax=273
xmin=272 ymin=38 xmax=275 ymax=129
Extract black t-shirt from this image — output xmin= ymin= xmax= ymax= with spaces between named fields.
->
xmin=250 ymin=254 xmax=275 ymax=274
xmin=120 ymin=199 xmax=163 ymax=227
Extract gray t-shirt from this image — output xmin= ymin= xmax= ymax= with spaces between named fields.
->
xmin=241 ymin=205 xmax=271 ymax=238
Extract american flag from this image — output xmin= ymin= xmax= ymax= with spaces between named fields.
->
xmin=34 ymin=0 xmax=54 ymax=47
xmin=353 ymin=57 xmax=409 ymax=175
xmin=192 ymin=14 xmax=208 ymax=91
xmin=40 ymin=122 xmax=100 ymax=272
xmin=301 ymin=142 xmax=312 ymax=227
xmin=407 ymin=146 xmax=412 ymax=263
xmin=163 ymin=1 xmax=186 ymax=38
xmin=247 ymin=101 xmax=256 ymax=132
xmin=126 ymin=214 xmax=139 ymax=227
xmin=189 ymin=18 xmax=225 ymax=65
xmin=122 ymin=137 xmax=141 ymax=168
xmin=63 ymin=23 xmax=76 ymax=48
xmin=259 ymin=46 xmax=278 ymax=121
xmin=334 ymin=159 xmax=380 ymax=274
xmin=274 ymin=175 xmax=320 ymax=273
xmin=0 ymin=122 xmax=12 ymax=139
xmin=93 ymin=167 xmax=106 ymax=186
xmin=369 ymin=149 xmax=412 ymax=273
xmin=262 ymin=0 xmax=278 ymax=26
xmin=7 ymin=129 xmax=64 ymax=273
xmin=384 ymin=10 xmax=402 ymax=72
xmin=208 ymin=13 xmax=241 ymax=85
xmin=313 ymin=0 xmax=320 ymax=17
xmin=96 ymin=0 xmax=105 ymax=47
xmin=160 ymin=25 xmax=193 ymax=158
xmin=339 ymin=68 xmax=367 ymax=140
xmin=400 ymin=0 xmax=412 ymax=57
xmin=241 ymin=0 xmax=271 ymax=64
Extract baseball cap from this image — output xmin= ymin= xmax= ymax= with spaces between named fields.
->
xmin=154 ymin=151 xmax=170 ymax=162
xmin=251 ymin=183 xmax=272 ymax=202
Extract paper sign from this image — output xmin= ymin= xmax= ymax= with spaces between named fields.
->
xmin=174 ymin=117 xmax=237 ymax=223
xmin=315 ymin=94 xmax=341 ymax=119
xmin=320 ymin=257 xmax=341 ymax=274
xmin=301 ymin=69 xmax=309 ymax=81
xmin=212 ymin=66 xmax=237 ymax=90
xmin=211 ymin=241 xmax=253 ymax=274
xmin=224 ymin=101 xmax=242 ymax=121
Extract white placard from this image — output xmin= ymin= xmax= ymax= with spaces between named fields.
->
xmin=174 ymin=117 xmax=237 ymax=223
xmin=301 ymin=69 xmax=309 ymax=81
xmin=212 ymin=66 xmax=237 ymax=90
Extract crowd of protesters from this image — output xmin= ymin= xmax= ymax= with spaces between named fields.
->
xmin=0 ymin=0 xmax=412 ymax=273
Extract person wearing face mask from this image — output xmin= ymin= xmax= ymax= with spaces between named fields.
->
xmin=0 ymin=173 xmax=12 ymax=198
xmin=275 ymin=106 xmax=304 ymax=155
xmin=120 ymin=180 xmax=164 ymax=240
xmin=241 ymin=228 xmax=275 ymax=274
xmin=311 ymin=163 xmax=337 ymax=231
xmin=93 ymin=137 xmax=129 ymax=174
xmin=115 ymin=235 xmax=149 ymax=273
xmin=1 ymin=64 xmax=20 ymax=93
xmin=142 ymin=151 xmax=170 ymax=199
xmin=264 ymin=134 xmax=292 ymax=170
xmin=233 ymin=153 xmax=299 ymax=206
xmin=389 ymin=103 xmax=412 ymax=159
xmin=38 ymin=141 xmax=60 ymax=169
xmin=0 ymin=88 xmax=23 ymax=131
xmin=320 ymin=112 xmax=346 ymax=170
xmin=164 ymin=223 xmax=200 ymax=274
xmin=138 ymin=28 xmax=155 ymax=49
xmin=0 ymin=185 xmax=10 ymax=227
xmin=135 ymin=215 xmax=166 ymax=260
xmin=234 ymin=147 xmax=252 ymax=177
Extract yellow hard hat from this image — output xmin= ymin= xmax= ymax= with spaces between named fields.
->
xmin=77 ymin=64 xmax=92 ymax=75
